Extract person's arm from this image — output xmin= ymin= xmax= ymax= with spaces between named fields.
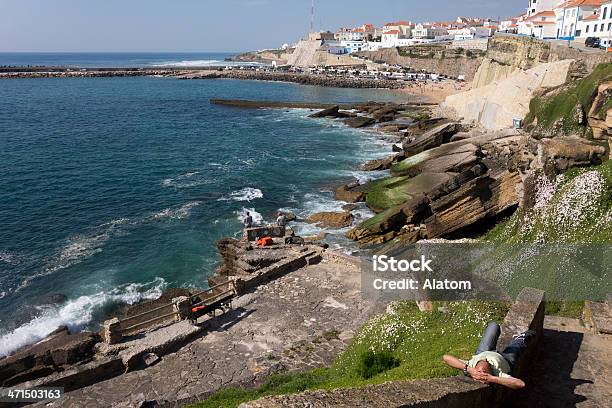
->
xmin=442 ymin=355 xmax=481 ymax=378
xmin=483 ymin=373 xmax=525 ymax=389
xmin=442 ymin=354 xmax=466 ymax=370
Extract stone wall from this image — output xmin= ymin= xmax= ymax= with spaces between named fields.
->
xmin=355 ymin=47 xmax=484 ymax=80
xmin=241 ymin=287 xmax=546 ymax=408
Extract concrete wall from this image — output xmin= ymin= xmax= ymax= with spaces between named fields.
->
xmin=242 ymin=287 xmax=546 ymax=408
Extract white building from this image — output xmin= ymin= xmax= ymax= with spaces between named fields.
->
xmin=556 ymin=0 xmax=604 ymax=40
xmin=324 ymin=40 xmax=367 ymax=54
xmin=413 ymin=24 xmax=445 ymax=39
xmin=519 ymin=10 xmax=559 ymax=38
xmin=527 ymin=0 xmax=562 ymax=16
xmin=579 ymin=0 xmax=612 ymax=45
xmin=383 ymin=21 xmax=413 ymax=37
xmin=381 ymin=30 xmax=401 ymax=46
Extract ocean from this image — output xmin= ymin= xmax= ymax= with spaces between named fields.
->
xmin=0 ymin=53 xmax=407 ymax=356
xmin=0 ymin=52 xmax=257 ymax=68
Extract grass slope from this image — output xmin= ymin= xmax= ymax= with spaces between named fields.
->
xmin=525 ymin=62 xmax=612 ymax=136
xmin=190 ymin=301 xmax=507 ymax=408
xmin=479 ymin=160 xmax=612 ymax=307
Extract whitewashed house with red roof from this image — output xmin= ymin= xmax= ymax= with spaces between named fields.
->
xmin=555 ymin=0 xmax=604 ymax=39
xmin=577 ymin=0 xmax=612 ymax=45
xmin=519 ymin=10 xmax=559 ymax=38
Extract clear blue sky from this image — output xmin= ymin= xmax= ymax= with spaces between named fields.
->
xmin=0 ymin=0 xmax=526 ymax=53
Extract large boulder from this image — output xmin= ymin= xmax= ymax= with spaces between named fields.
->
xmin=334 ymin=184 xmax=365 ymax=203
xmin=402 ymin=122 xmax=459 ymax=156
xmin=588 ymin=82 xmax=612 ymax=139
xmin=344 ymin=116 xmax=375 ymax=128
xmin=346 ymin=195 xmax=430 ymax=245
xmin=360 ymin=154 xmax=404 ymax=171
xmin=0 ymin=331 xmax=100 ymax=386
xmin=391 ymin=142 xmax=481 ymax=177
xmin=306 ymin=212 xmax=354 ymax=228
xmin=534 ymin=136 xmax=607 ymax=173
xmin=308 ymin=105 xmax=354 ymax=119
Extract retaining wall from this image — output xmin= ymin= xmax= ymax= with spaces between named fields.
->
xmin=241 ymin=287 xmax=545 ymax=408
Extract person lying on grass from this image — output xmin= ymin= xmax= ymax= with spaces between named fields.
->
xmin=442 ymin=322 xmax=535 ymax=390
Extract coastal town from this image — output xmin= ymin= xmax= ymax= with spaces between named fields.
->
xmin=246 ymin=0 xmax=612 ymax=65
xmin=0 ymin=0 xmax=611 ymax=407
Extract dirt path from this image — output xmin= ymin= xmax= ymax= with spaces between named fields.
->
xmin=510 ymin=316 xmax=612 ymax=408
xmin=43 ymin=259 xmax=385 ymax=408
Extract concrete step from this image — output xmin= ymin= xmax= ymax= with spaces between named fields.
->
xmin=583 ymin=300 xmax=612 ymax=335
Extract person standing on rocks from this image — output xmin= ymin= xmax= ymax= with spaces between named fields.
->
xmin=243 ymin=212 xmax=253 ymax=229
xmin=276 ymin=212 xmax=287 ymax=227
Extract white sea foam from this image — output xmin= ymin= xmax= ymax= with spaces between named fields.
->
xmin=0 ymin=278 xmax=166 ymax=358
xmin=219 ymin=187 xmax=263 ymax=202
xmin=155 ymin=60 xmax=222 ymax=67
xmin=153 ymin=201 xmax=202 ymax=220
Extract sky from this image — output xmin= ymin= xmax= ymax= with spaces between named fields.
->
xmin=0 ymin=0 xmax=527 ymax=53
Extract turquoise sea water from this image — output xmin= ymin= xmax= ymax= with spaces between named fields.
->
xmin=0 ymin=75 xmax=407 ymax=356
xmin=0 ymin=52 xmax=249 ymax=68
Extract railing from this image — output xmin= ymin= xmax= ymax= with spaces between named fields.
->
xmin=105 ymin=280 xmax=238 ymax=342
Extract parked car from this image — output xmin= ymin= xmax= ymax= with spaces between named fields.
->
xmin=585 ymin=37 xmax=601 ymax=48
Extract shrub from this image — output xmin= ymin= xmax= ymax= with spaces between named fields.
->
xmin=356 ymin=351 xmax=400 ymax=379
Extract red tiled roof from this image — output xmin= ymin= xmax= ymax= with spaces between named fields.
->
xmin=384 ymin=21 xmax=411 ymax=26
xmin=530 ymin=11 xmax=556 ymax=18
xmin=559 ymin=0 xmax=604 ymax=8
xmin=383 ymin=30 xmax=401 ymax=35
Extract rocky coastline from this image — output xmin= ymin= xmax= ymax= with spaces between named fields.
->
xmin=0 ymin=67 xmax=419 ymax=90
xmin=2 ymin=56 xmax=610 ymax=407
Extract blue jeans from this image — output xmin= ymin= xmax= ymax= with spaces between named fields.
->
xmin=475 ymin=322 xmax=530 ymax=370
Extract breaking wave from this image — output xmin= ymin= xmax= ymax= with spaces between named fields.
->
xmin=219 ymin=187 xmax=263 ymax=202
xmin=153 ymin=201 xmax=202 ymax=220
xmin=0 ymin=278 xmax=166 ymax=358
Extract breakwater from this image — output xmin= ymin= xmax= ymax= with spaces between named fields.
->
xmin=176 ymin=70 xmax=409 ymax=89
xmin=0 ymin=66 xmax=412 ymax=89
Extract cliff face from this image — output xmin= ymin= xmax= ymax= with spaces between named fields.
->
xmin=473 ymin=36 xmax=551 ymax=88
xmin=442 ymin=60 xmax=574 ymax=130
xmin=356 ymin=46 xmax=484 ymax=80
xmin=474 ymin=36 xmax=612 ymax=89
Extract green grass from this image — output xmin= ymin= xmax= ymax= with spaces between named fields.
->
xmin=190 ymin=301 xmax=508 ymax=408
xmin=525 ymin=62 xmax=612 ymax=136
xmin=545 ymin=301 xmax=585 ymax=318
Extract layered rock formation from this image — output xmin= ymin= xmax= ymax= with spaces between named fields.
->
xmin=343 ymin=117 xmax=607 ymax=247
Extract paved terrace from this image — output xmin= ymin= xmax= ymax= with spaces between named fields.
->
xmin=43 ymin=257 xmax=385 ymax=407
